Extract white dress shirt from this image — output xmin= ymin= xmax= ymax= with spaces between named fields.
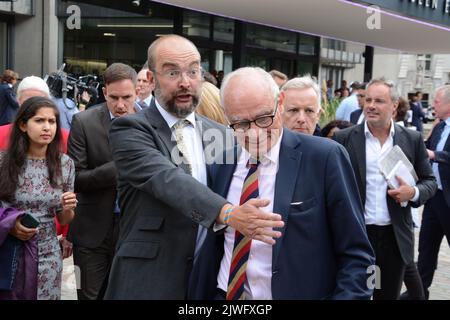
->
xmin=364 ymin=121 xmax=419 ymax=225
xmin=154 ymin=99 xmax=207 ymax=185
xmin=217 ymin=131 xmax=283 ymax=300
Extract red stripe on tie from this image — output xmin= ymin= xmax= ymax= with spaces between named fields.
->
xmin=227 ymin=272 xmax=247 ymax=300
xmin=229 ymin=239 xmax=252 ymax=274
xmin=240 ymin=180 xmax=258 ymax=204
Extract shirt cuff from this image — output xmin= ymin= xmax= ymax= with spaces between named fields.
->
xmin=213 ymin=223 xmax=227 ymax=233
xmin=411 ymin=186 xmax=420 ymax=202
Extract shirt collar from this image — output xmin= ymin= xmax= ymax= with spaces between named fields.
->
xmin=240 ymin=129 xmax=283 ymax=167
xmin=137 ymin=95 xmax=153 ymax=106
xmin=364 ymin=119 xmax=395 ymax=139
xmin=444 ymin=118 xmax=450 ymax=127
xmin=155 ymin=98 xmax=196 ymax=129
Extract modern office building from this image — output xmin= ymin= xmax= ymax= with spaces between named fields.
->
xmin=1 ymin=0 xmax=450 ymax=96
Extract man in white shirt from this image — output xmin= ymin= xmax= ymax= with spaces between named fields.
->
xmin=190 ymin=67 xmax=375 ymax=300
xmin=334 ymin=78 xmax=437 ymax=300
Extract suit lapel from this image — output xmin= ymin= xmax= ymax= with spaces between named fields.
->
xmin=272 ymin=130 xmax=302 ymax=269
xmin=213 ymin=146 xmax=239 ymax=198
xmin=393 ymin=124 xmax=412 ymax=161
xmin=145 ymin=100 xmax=179 ymax=156
xmin=350 ymin=124 xmax=367 ymax=203
xmin=99 ymin=104 xmax=112 ymax=145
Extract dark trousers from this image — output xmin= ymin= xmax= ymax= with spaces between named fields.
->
xmin=73 ymin=214 xmax=119 ymax=300
xmin=418 ymin=190 xmax=450 ymax=299
xmin=366 ymin=225 xmax=406 ymax=300
xmin=402 ymin=262 xmax=425 ymax=300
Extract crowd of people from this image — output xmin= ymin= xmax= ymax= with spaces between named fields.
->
xmin=0 ymin=34 xmax=449 ymax=301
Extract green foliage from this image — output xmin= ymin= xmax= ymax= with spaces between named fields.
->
xmin=320 ymin=99 xmax=340 ymax=128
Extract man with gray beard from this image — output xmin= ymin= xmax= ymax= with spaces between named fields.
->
xmin=104 ymin=35 xmax=285 ymax=299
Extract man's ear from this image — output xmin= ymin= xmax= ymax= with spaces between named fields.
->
xmin=147 ymin=70 xmax=156 ymax=91
xmin=102 ymin=86 xmax=107 ymax=98
xmin=317 ymin=105 xmax=323 ymax=116
xmin=278 ymin=91 xmax=285 ymax=114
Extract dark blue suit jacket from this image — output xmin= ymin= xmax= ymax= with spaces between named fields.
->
xmin=426 ymin=121 xmax=450 ymax=207
xmin=189 ymin=129 xmax=375 ymax=300
xmin=350 ymin=109 xmax=363 ymax=125
xmin=0 ymin=84 xmax=19 ymax=126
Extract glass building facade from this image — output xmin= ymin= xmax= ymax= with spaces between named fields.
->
xmin=56 ymin=0 xmax=320 ymax=78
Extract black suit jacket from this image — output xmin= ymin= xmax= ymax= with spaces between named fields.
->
xmin=334 ymin=123 xmax=437 ymax=264
xmin=350 ymin=109 xmax=363 ymax=125
xmin=67 ymin=103 xmax=118 ymax=248
xmin=426 ymin=121 xmax=450 ymax=207
xmin=104 ymin=100 xmax=234 ymax=299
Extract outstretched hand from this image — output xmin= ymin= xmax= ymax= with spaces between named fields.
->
xmin=219 ymin=198 xmax=284 ymax=245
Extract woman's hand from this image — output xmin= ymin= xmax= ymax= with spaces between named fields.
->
xmin=9 ymin=217 xmax=38 ymax=241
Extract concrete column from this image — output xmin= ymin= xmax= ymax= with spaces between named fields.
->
xmin=13 ymin=0 xmax=58 ymax=78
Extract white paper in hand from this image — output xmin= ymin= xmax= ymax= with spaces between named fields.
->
xmin=386 ymin=161 xmax=416 ymax=207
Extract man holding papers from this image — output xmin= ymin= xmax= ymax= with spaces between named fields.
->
xmin=334 ymin=78 xmax=437 ymax=300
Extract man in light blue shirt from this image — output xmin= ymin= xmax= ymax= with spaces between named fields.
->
xmin=417 ymin=85 xmax=450 ymax=299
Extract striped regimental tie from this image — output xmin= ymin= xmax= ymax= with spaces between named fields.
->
xmin=226 ymin=159 xmax=260 ymax=300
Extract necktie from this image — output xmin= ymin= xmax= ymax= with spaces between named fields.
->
xmin=173 ymin=119 xmax=193 ymax=175
xmin=226 ymin=160 xmax=259 ymax=300
xmin=138 ymin=100 xmax=148 ymax=109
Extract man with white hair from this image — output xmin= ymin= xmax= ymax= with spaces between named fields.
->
xmin=0 ymin=75 xmax=69 ymax=150
xmin=280 ymin=75 xmax=322 ymax=136
xmin=190 ymin=67 xmax=375 ymax=300
xmin=416 ymin=85 xmax=450 ymax=299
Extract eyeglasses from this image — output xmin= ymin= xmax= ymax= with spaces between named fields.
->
xmin=229 ymin=100 xmax=278 ymax=132
xmin=153 ymin=68 xmax=204 ymax=81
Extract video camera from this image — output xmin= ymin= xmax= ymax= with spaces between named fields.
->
xmin=45 ymin=63 xmax=100 ymax=106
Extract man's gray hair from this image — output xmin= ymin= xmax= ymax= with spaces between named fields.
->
xmin=367 ymin=77 xmax=400 ymax=102
xmin=220 ymin=67 xmax=279 ymax=107
xmin=281 ymin=75 xmax=321 ymax=108
xmin=435 ymin=84 xmax=450 ymax=104
xmin=16 ymin=76 xmax=50 ymax=100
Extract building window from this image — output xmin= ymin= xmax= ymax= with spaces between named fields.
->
xmin=59 ymin=1 xmax=175 ymax=74
xmin=298 ymin=34 xmax=316 ymax=55
xmin=183 ymin=10 xmax=210 ymax=39
xmin=246 ymin=23 xmax=296 ymax=53
xmin=213 ymin=16 xmax=234 ymax=43
xmin=0 ymin=22 xmax=7 ymax=70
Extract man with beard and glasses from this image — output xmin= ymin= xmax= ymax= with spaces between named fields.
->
xmin=104 ymin=35 xmax=285 ymax=300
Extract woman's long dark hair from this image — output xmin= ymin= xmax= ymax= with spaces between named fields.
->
xmin=0 ymin=97 xmax=63 ymax=202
